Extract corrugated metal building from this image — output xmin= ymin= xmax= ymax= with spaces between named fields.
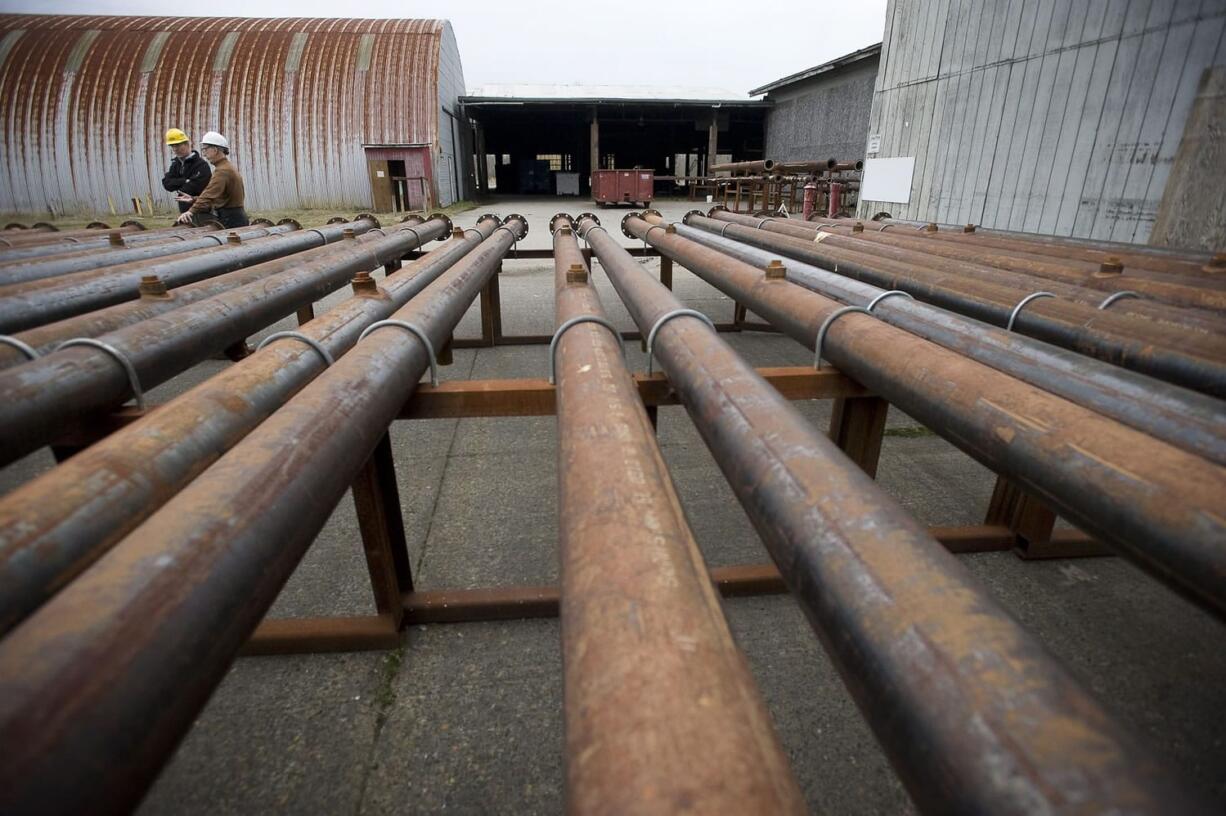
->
xmin=751 ymin=44 xmax=881 ymax=164
xmin=0 ymin=14 xmax=470 ymax=216
xmin=859 ymin=0 xmax=1226 ymax=245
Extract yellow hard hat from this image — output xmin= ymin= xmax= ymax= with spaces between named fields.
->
xmin=165 ymin=128 xmax=189 ymax=145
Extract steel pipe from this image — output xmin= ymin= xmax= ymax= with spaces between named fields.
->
xmin=0 ymin=222 xmax=147 ymax=250
xmin=578 ymin=214 xmax=1209 ymax=814
xmin=625 ymin=213 xmax=1226 ymax=617
xmin=550 ymin=218 xmax=805 ymax=813
xmin=0 ymin=216 xmax=500 ymax=635
xmin=0 ymin=216 xmax=449 ymax=466
xmin=0 ymin=223 xmax=294 ymax=285
xmin=709 ymin=159 xmax=775 ymax=174
xmin=0 ymin=219 xmax=381 ymax=333
xmin=665 ymin=216 xmax=1226 ymax=465
xmin=0 ymin=224 xmax=384 ymax=370
xmin=0 ymin=215 xmax=526 ymax=816
xmin=698 ymin=211 xmax=1226 ymax=395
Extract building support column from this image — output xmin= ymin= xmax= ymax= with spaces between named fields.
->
xmin=590 ymin=112 xmax=600 ymax=181
xmin=474 ymin=122 xmax=488 ymax=197
xmin=707 ymin=110 xmax=719 ymax=175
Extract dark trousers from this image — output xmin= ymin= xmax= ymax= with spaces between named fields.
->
xmin=176 ymin=200 xmax=192 ymax=214
xmin=213 ymin=207 xmax=250 ymax=228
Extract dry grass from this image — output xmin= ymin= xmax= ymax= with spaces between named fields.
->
xmin=0 ymin=201 xmax=478 ymax=231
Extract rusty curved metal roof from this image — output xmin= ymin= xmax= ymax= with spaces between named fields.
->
xmin=0 ymin=14 xmax=454 ymax=214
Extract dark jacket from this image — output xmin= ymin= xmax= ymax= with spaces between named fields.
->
xmin=187 ymin=158 xmax=249 ymax=228
xmin=161 ymin=151 xmax=211 ymax=198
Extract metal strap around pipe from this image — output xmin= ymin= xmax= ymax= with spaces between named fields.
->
xmin=548 ymin=315 xmax=626 ymax=385
xmin=1007 ymin=292 xmax=1057 ymax=331
xmin=493 ymin=225 xmax=520 ymax=259
xmin=305 ymin=228 xmax=328 ymax=242
xmin=646 ymin=308 xmax=716 ymax=375
xmin=1098 ymin=291 xmax=1142 ymax=310
xmin=719 ymin=222 xmax=734 ymax=238
xmin=463 ymin=228 xmax=483 ymax=240
xmin=55 ymin=338 xmax=145 ymax=410
xmin=403 ymin=227 xmax=423 ymax=248
xmin=0 ymin=336 xmax=39 ymax=361
xmin=815 ymin=306 xmax=872 ymax=370
xmin=755 ymin=218 xmax=770 ymax=229
xmin=254 ymin=332 xmax=335 ymax=367
xmin=865 ymin=289 xmax=915 ymax=312
xmin=357 ymin=319 xmax=439 ymax=386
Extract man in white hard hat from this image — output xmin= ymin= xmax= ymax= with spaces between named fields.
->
xmin=160 ymin=128 xmax=210 ymax=214
xmin=176 ymin=131 xmax=249 ymax=228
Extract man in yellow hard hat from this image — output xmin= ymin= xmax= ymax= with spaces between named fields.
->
xmin=161 ymin=128 xmax=211 ymax=215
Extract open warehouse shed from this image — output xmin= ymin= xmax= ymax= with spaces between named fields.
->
xmin=0 ymin=15 xmax=471 ymax=216
xmin=462 ymin=85 xmax=768 ymax=197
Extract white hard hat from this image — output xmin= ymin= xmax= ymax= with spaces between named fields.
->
xmin=200 ymin=131 xmax=230 ymax=150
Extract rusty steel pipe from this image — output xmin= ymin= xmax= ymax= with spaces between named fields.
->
xmin=668 ymin=216 xmax=1226 ymax=465
xmin=741 ymin=211 xmax=1224 ymax=332
xmin=0 ymin=223 xmax=294 ymax=285
xmin=579 ymin=214 xmax=1210 ymax=814
xmin=873 ymin=217 xmax=1215 ymax=276
xmin=550 ymin=219 xmax=805 ymax=813
xmin=803 ymin=220 xmax=1226 ymax=310
xmin=699 ymin=211 xmax=1226 ymax=395
xmin=0 ymin=216 xmax=449 ymax=466
xmin=709 ymin=159 xmax=775 ymax=174
xmin=0 ymin=216 xmax=500 ymax=636
xmin=626 ymin=213 xmax=1226 ymax=618
xmin=0 ymin=224 xmax=389 ymax=370
xmin=0 ymin=223 xmax=220 ymax=263
xmin=0 ymin=217 xmax=527 ymax=816
xmin=0 ymin=219 xmax=383 ymax=333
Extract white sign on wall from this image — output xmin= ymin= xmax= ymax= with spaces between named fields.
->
xmin=866 ymin=133 xmax=881 ymax=154
xmin=860 ymin=156 xmax=915 ymax=204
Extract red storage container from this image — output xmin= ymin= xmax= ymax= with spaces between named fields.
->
xmin=592 ymin=169 xmax=654 ymax=207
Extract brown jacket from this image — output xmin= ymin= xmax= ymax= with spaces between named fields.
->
xmin=188 ymin=158 xmax=245 ymax=215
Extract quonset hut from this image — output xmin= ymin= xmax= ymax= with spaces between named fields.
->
xmin=0 ymin=15 xmax=470 ymax=216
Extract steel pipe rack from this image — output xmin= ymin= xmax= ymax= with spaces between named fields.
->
xmin=624 ymin=212 xmax=1226 ymax=618
xmin=576 ymin=214 xmax=1206 ymax=814
xmin=0 ymin=216 xmax=500 ymax=635
xmin=0 ymin=215 xmax=451 ymax=466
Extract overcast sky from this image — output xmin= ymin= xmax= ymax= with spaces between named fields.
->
xmin=1 ymin=0 xmax=888 ymax=94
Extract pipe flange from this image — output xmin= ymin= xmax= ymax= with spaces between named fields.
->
xmin=327 ymin=216 xmax=349 ymax=224
xmin=4 ymin=222 xmax=29 ymax=230
xmin=549 ymin=213 xmax=576 ymax=234
xmin=707 ymin=205 xmax=728 ymax=218
xmin=502 ymin=214 xmax=528 ymax=237
xmin=32 ymin=222 xmax=59 ymax=231
xmin=250 ymin=217 xmax=275 ymax=227
xmin=275 ymin=218 xmax=302 ymax=230
xmin=641 ymin=208 xmax=663 ymax=220
xmin=576 ymin=212 xmax=601 ymax=225
xmin=355 ymin=213 xmax=382 ymax=229
xmin=196 ymin=217 xmax=224 ymax=230
xmin=427 ymin=212 xmax=452 ymax=236
xmin=86 ymin=221 xmax=111 ymax=229
xmin=683 ymin=209 xmax=705 ymax=225
xmin=620 ymin=212 xmax=639 ymax=238
xmin=476 ymin=213 xmax=502 ymax=228
xmin=871 ymin=211 xmax=892 ymax=221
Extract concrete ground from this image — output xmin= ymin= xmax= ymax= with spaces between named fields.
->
xmin=3 ymin=195 xmax=1224 ymax=813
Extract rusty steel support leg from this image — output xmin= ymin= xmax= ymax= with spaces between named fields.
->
xmin=295 ymin=302 xmax=315 ymax=326
xmin=489 ymin=261 xmax=503 ymax=341
xmin=987 ymin=477 xmax=1114 ymax=560
xmin=352 ymin=430 xmax=414 ymax=618
xmin=828 ymin=395 xmax=890 ymax=478
xmin=659 ymin=254 xmax=673 ymax=290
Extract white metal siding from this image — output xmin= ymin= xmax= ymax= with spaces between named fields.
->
xmin=861 ymin=0 xmax=1226 ymax=243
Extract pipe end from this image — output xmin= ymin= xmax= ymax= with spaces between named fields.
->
xmin=707 ymin=205 xmax=728 ymax=218
xmin=327 ymin=216 xmax=349 ymax=224
xmin=549 ymin=213 xmax=576 ymax=234
xmin=87 ymin=221 xmax=112 ymax=230
xmin=641 ymin=208 xmax=663 ymax=221
xmin=428 ymin=212 xmax=453 ymax=237
xmin=683 ymin=209 xmax=704 ymax=225
xmin=502 ymin=213 xmax=529 ymax=237
xmin=620 ymin=212 xmax=638 ymax=239
xmin=575 ymin=212 xmax=600 ymax=226
xmin=276 ymin=218 xmax=302 ymax=230
xmin=250 ymin=217 xmax=275 ymax=227
xmin=476 ymin=213 xmax=501 ymax=228
xmin=355 ymin=213 xmax=383 ymax=229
